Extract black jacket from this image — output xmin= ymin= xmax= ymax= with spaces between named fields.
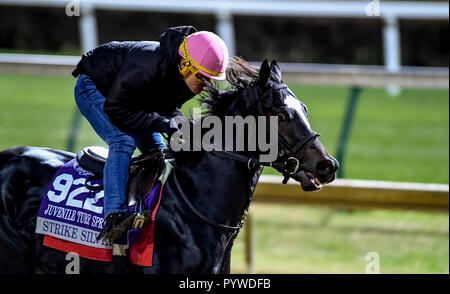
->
xmin=72 ymin=26 xmax=197 ymax=134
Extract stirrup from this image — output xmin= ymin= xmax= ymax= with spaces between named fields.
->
xmin=96 ymin=211 xmax=128 ymax=241
xmin=99 ymin=211 xmax=153 ymax=241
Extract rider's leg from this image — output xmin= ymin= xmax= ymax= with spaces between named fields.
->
xmin=102 ymin=134 xmax=135 ymax=217
xmin=74 ymin=74 xmax=135 ymax=219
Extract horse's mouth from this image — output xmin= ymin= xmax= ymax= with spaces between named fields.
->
xmin=292 ymin=170 xmax=323 ymax=192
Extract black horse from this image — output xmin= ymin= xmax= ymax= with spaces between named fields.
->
xmin=0 ymin=59 xmax=338 ymax=274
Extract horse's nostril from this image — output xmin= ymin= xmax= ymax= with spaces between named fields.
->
xmin=316 ymin=159 xmax=334 ymax=174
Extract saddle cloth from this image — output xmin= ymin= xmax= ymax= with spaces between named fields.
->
xmin=35 ymin=158 xmax=172 ymax=266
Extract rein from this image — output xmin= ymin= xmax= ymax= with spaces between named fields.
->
xmin=172 ymin=166 xmax=243 ymax=232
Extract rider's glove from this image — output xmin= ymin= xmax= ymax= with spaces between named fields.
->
xmin=160 ymin=118 xmax=180 ymax=136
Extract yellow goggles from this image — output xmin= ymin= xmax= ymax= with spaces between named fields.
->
xmin=179 ymin=62 xmax=212 ymax=83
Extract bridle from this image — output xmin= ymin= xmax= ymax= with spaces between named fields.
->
xmin=213 ymin=82 xmax=321 ymax=183
xmin=169 ymin=81 xmax=320 ymax=273
xmin=276 ymin=129 xmax=320 ymax=183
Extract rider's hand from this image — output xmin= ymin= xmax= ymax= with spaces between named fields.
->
xmin=160 ymin=118 xmax=180 ymax=136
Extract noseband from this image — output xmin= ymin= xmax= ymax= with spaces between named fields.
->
xmin=277 ymin=130 xmax=320 ymax=177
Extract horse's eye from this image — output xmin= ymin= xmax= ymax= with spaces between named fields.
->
xmin=277 ymin=113 xmax=286 ymax=121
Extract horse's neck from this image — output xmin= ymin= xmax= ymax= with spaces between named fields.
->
xmin=175 ymin=96 xmax=263 ymax=227
xmin=175 ymin=151 xmax=262 ymax=227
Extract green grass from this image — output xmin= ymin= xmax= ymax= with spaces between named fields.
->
xmin=231 ymin=204 xmax=449 ymax=274
xmin=0 ymin=74 xmax=448 ymax=273
xmin=0 ymin=74 xmax=107 ymax=151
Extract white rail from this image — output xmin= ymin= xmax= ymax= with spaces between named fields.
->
xmin=255 ymin=175 xmax=449 ymax=212
xmin=1 ymin=53 xmax=448 ymax=89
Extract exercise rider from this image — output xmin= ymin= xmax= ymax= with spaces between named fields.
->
xmin=72 ymin=25 xmax=229 ymax=240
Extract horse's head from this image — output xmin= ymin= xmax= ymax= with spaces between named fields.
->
xmin=201 ymin=58 xmax=338 ymax=191
xmin=253 ymin=59 xmax=339 ymax=191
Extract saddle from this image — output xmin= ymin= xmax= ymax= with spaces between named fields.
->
xmin=76 ymin=146 xmax=166 ymax=225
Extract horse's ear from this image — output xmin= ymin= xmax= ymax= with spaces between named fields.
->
xmin=270 ymin=60 xmax=282 ymax=82
xmin=259 ymin=59 xmax=271 ymax=88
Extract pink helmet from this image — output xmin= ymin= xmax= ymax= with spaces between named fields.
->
xmin=178 ymin=31 xmax=229 ymax=80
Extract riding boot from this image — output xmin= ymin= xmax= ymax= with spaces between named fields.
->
xmin=96 ymin=211 xmax=130 ymax=241
xmin=97 ymin=210 xmax=153 ymax=241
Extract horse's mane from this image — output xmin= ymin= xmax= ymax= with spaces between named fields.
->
xmin=199 ymin=57 xmax=260 ymax=117
xmin=225 ymin=57 xmax=260 ymax=89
